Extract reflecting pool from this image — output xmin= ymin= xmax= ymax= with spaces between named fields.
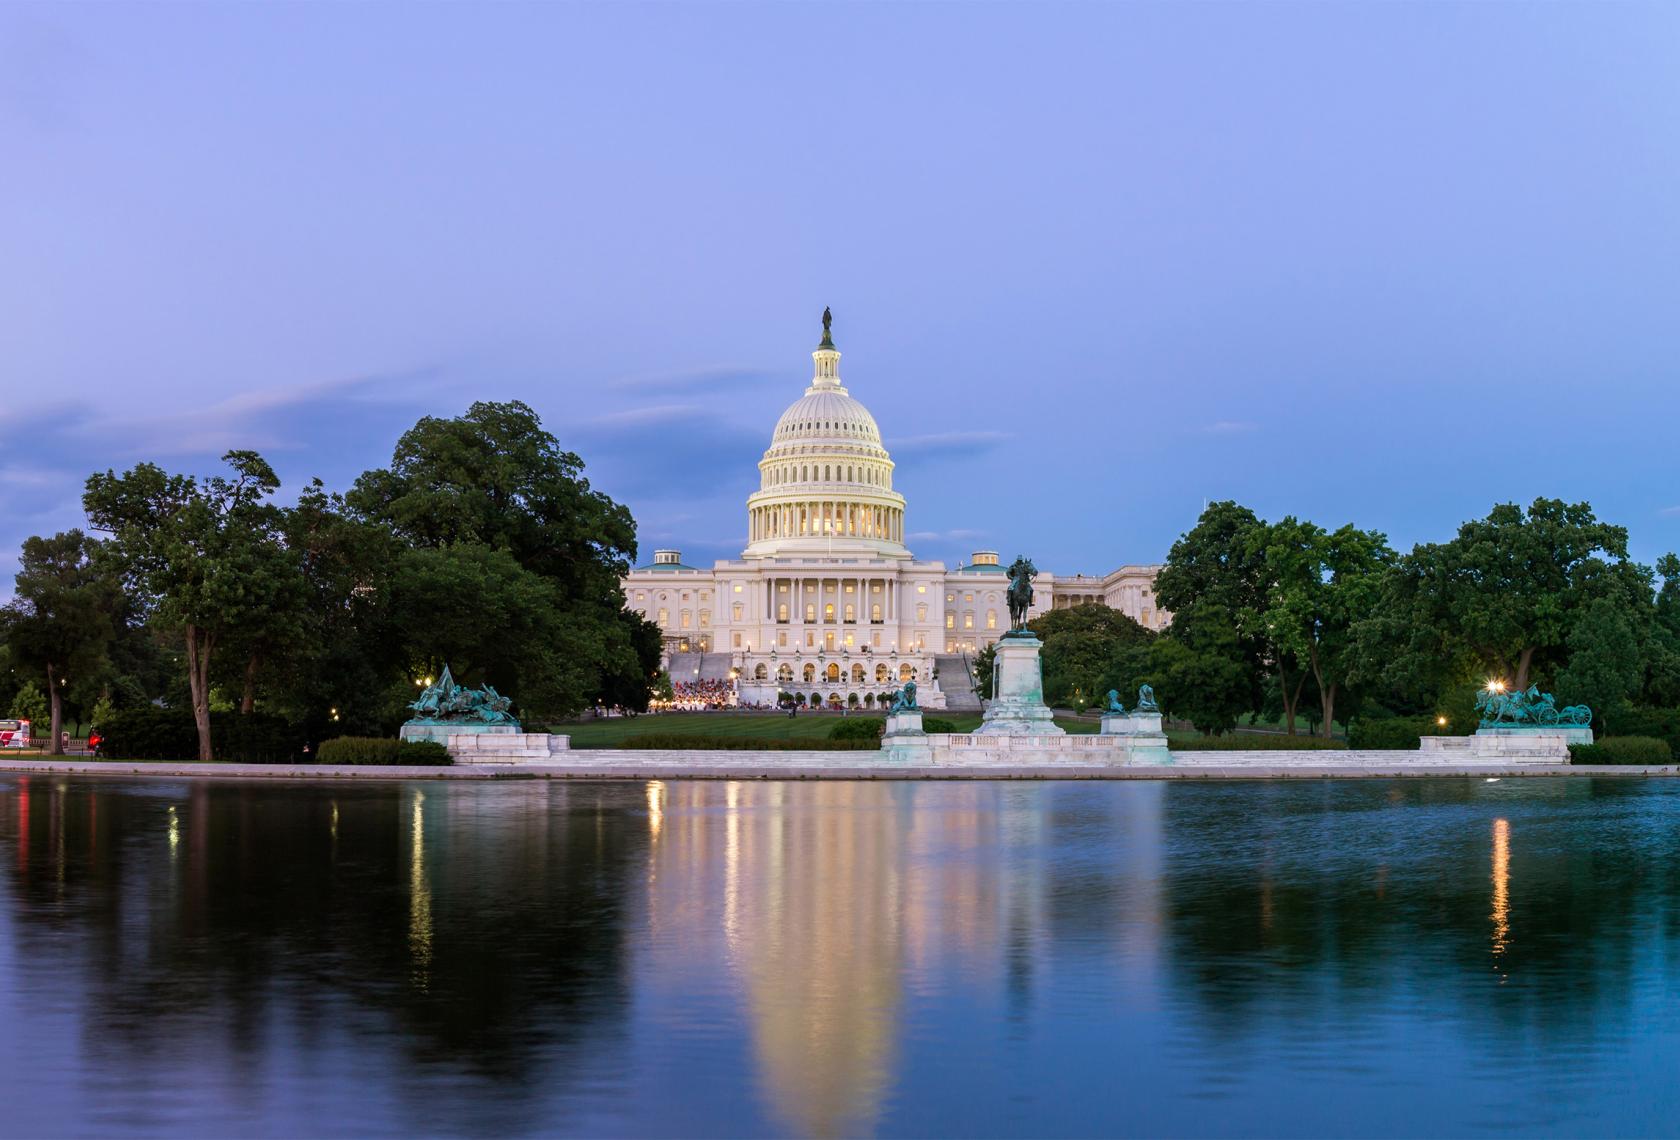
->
xmin=1 ymin=777 xmax=1678 ymax=1137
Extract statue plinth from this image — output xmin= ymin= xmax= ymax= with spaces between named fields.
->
xmin=977 ymin=633 xmax=1063 ymax=736
xmin=883 ymin=710 xmax=925 ymax=738
xmin=400 ymin=721 xmax=520 ymax=747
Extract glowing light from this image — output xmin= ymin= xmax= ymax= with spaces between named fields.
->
xmin=166 ymin=805 xmax=179 ymax=857
xmin=1437 ymin=716 xmax=1449 ymax=727
xmin=1486 ymin=679 xmax=1507 ymax=694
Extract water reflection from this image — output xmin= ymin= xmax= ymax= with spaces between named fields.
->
xmin=0 ymin=776 xmax=1678 ymax=1137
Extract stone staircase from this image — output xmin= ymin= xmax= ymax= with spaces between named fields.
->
xmin=935 ymin=653 xmax=984 ymax=712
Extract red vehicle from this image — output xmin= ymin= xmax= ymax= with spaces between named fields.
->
xmin=0 ymin=719 xmax=31 ymax=749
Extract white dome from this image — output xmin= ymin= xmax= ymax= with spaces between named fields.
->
xmin=771 ymin=388 xmax=884 ymax=449
xmin=742 ymin=323 xmax=910 ymax=560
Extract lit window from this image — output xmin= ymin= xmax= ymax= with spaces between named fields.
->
xmin=824 ymin=603 xmax=835 ymax=621
xmin=916 ymin=604 xmax=928 ymax=621
xmin=946 ymin=593 xmax=955 ymax=603
xmin=657 ymin=608 xmax=668 ymax=625
xmin=700 ymin=610 xmax=710 ymax=628
xmin=732 ymin=632 xmax=742 ymax=648
xmin=778 ymin=631 xmax=788 ymax=647
xmin=964 ymin=593 xmax=973 ymax=602
xmin=733 ymin=584 xmax=742 ymax=593
xmin=806 ymin=604 xmax=816 ymax=623
xmin=946 ymin=614 xmax=955 ymax=629
xmin=964 ymin=613 xmax=973 ymax=629
xmin=917 ymin=584 xmax=926 ymax=593
xmin=680 ymin=612 xmax=691 ymax=629
xmin=987 ymin=610 xmax=997 ymax=630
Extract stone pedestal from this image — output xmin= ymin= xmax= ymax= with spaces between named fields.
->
xmin=1099 ymin=711 xmax=1169 ymax=764
xmin=400 ymin=722 xmax=520 ymax=747
xmin=881 ymin=709 xmax=932 ymax=763
xmin=446 ymin=732 xmax=570 ymax=763
xmin=976 ymin=633 xmax=1064 ymax=736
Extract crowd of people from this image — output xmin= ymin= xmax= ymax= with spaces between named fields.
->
xmin=653 ymin=678 xmax=739 ymax=712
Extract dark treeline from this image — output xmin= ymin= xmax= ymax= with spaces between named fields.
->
xmin=0 ymin=401 xmax=662 ymax=759
xmin=980 ymin=498 xmax=1680 ymax=746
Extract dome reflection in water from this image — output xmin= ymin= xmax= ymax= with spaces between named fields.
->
xmin=0 ymin=776 xmax=1676 ymax=1137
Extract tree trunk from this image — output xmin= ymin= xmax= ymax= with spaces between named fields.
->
xmin=184 ymin=624 xmax=215 ymax=763
xmin=1279 ymin=668 xmax=1307 ymax=735
xmin=241 ymin=652 xmax=260 ymax=715
xmin=1320 ymin=681 xmax=1338 ymax=740
xmin=1515 ymin=646 xmax=1536 ymax=691
xmin=47 ymin=662 xmax=63 ymax=756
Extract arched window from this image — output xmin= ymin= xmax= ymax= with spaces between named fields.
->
xmin=826 ymin=663 xmax=840 ymax=682
xmin=986 ymin=609 xmax=997 ymax=629
xmin=851 ymin=664 xmax=865 ymax=683
xmin=900 ymin=663 xmax=914 ymax=682
xmin=871 ymin=603 xmax=882 ymax=621
xmin=844 ymin=604 xmax=855 ymax=623
xmin=876 ymin=663 xmax=890 ymax=683
xmin=803 ymin=663 xmax=816 ymax=683
xmin=824 ymin=603 xmax=835 ymax=621
xmin=777 ymin=664 xmax=793 ymax=682
xmin=754 ymin=664 xmax=768 ymax=680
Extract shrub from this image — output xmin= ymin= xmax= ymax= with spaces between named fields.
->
xmin=1348 ymin=716 xmax=1436 ymax=751
xmin=1173 ymin=734 xmax=1347 ymax=751
xmin=1569 ymin=736 xmax=1674 ymax=765
xmin=922 ymin=717 xmax=959 ymax=734
xmin=312 ymin=737 xmax=451 ymax=765
xmin=1603 ymin=706 xmax=1680 ymax=756
xmin=617 ymin=734 xmax=878 ymax=751
xmin=396 ymin=740 xmax=451 ymax=765
xmin=828 ymin=718 xmax=885 ymax=742
xmin=96 ymin=708 xmax=306 ymax=763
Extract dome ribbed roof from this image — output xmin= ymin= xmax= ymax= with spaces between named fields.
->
xmin=770 ymin=388 xmax=884 ymax=447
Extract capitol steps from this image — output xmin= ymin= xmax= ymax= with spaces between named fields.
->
xmin=934 ymin=655 xmax=984 ymax=712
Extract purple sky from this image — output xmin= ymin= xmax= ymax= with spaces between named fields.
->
xmin=3 ymin=2 xmax=1678 ymax=589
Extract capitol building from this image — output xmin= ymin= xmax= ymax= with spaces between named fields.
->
xmin=621 ymin=316 xmax=1168 ymax=710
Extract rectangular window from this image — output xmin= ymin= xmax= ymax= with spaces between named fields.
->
xmin=845 ymin=583 xmax=854 ymax=594
xmin=916 ymin=603 xmax=928 ymax=622
xmin=733 ymin=584 xmax=742 ymax=593
xmin=964 ymin=613 xmax=974 ymax=629
xmin=806 ymin=632 xmax=815 ymax=648
xmin=964 ymin=593 xmax=973 ymax=602
xmin=825 ymin=631 xmax=835 ymax=650
xmin=871 ymin=631 xmax=882 ymax=647
xmin=946 ymin=614 xmax=955 ymax=629
xmin=805 ymin=604 xmax=816 ymax=623
xmin=732 ymin=632 xmax=742 ymax=648
xmin=700 ymin=610 xmax=711 ymax=628
xmin=917 ymin=585 xmax=927 ymax=594
xmin=987 ymin=611 xmax=997 ymax=630
xmin=946 ymin=593 xmax=955 ymax=603
xmin=844 ymin=633 xmax=854 ymax=647
xmin=778 ymin=631 xmax=788 ymax=647
xmin=657 ymin=608 xmax=668 ymax=625
xmin=680 ymin=611 xmax=691 ymax=629
xmin=732 ymin=603 xmax=743 ymax=621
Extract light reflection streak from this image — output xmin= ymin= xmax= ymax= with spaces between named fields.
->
xmin=646 ymin=780 xmax=665 ymax=840
xmin=1491 ymin=817 xmax=1510 ymax=960
xmin=409 ymin=791 xmax=433 ymax=987
xmin=167 ymin=805 xmax=179 ymax=859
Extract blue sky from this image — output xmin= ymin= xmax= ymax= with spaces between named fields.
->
xmin=3 ymin=2 xmax=1678 ymax=587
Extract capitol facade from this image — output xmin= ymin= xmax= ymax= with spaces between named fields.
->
xmin=621 ymin=317 xmax=1168 ymax=710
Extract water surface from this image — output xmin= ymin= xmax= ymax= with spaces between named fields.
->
xmin=1 ymin=776 xmax=1676 ymax=1137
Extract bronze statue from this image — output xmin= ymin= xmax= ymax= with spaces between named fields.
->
xmin=822 ymin=306 xmax=832 ymax=334
xmin=1136 ymin=684 xmax=1159 ymax=713
xmin=1105 ymin=689 xmax=1126 ymax=714
xmin=1005 ymin=556 xmax=1037 ymax=631
xmin=889 ymin=681 xmax=919 ymax=713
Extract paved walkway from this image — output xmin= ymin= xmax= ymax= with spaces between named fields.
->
xmin=0 ymin=755 xmax=1672 ymax=781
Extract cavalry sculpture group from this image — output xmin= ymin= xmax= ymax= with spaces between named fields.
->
xmin=408 ymin=666 xmax=518 ymax=725
xmin=1475 ymin=684 xmax=1591 ymax=728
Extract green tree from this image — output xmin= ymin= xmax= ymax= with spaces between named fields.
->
xmin=0 ymin=531 xmax=120 ymax=754
xmin=1556 ymin=596 xmax=1643 ymax=732
xmin=1026 ymin=603 xmax=1154 ymax=708
xmin=9 ymin=680 xmax=48 ymax=731
xmin=1153 ymin=502 xmax=1277 ymax=726
xmin=1645 ymin=554 xmax=1680 ymax=707
xmin=1147 ymin=613 xmax=1252 ymax=734
xmin=85 ymin=451 xmax=289 ymax=762
xmin=1249 ymin=519 xmax=1392 ymax=738
xmin=349 ymin=401 xmax=647 ymax=715
xmin=1379 ymin=499 xmax=1634 ymax=693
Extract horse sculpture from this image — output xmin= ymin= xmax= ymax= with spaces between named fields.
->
xmin=1005 ymin=556 xmax=1037 ymax=631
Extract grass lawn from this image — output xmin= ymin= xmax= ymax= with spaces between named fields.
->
xmin=556 ymin=710 xmax=1101 ymax=748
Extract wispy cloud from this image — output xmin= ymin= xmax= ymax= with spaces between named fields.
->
xmin=1660 ymin=506 xmax=1680 ymax=518
xmin=908 ymin=528 xmax=987 ymax=543
xmin=888 ymin=430 xmax=1012 ymax=464
xmin=608 ymin=365 xmax=779 ymax=395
